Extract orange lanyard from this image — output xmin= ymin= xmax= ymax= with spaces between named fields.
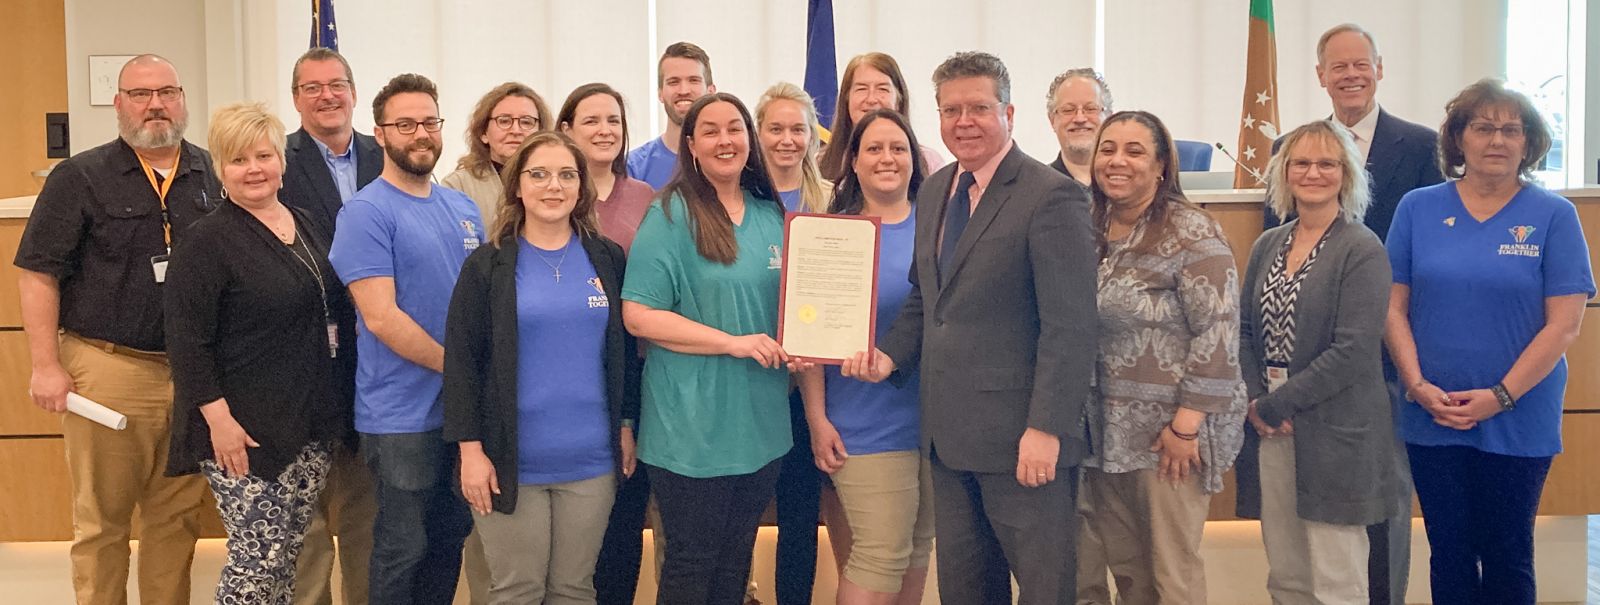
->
xmin=135 ymin=152 xmax=180 ymax=249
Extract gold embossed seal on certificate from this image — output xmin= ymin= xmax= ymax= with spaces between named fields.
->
xmin=777 ymin=213 xmax=882 ymax=364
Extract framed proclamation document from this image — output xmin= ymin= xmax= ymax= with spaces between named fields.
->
xmin=778 ymin=213 xmax=882 ymax=364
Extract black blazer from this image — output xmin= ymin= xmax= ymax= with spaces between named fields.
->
xmin=441 ymin=232 xmax=641 ymax=514
xmin=1265 ymin=108 xmax=1443 ymax=240
xmin=281 ymin=128 xmax=383 ymax=242
xmin=878 ymin=144 xmax=1098 ymax=472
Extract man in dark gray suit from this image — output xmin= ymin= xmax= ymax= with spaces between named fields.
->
xmin=280 ymin=47 xmax=384 ymax=605
xmin=1254 ymin=23 xmax=1442 ymax=605
xmin=847 ymin=51 xmax=1097 ymax=605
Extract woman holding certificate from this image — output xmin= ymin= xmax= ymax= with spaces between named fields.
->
xmin=798 ymin=109 xmax=932 ymax=605
xmin=621 ymin=92 xmax=792 ymax=603
xmin=163 ymin=102 xmax=356 ymax=601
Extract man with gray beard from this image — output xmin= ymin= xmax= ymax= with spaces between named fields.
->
xmin=14 ymin=54 xmax=220 ymax=605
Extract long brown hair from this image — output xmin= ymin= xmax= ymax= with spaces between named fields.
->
xmin=490 ymin=131 xmax=599 ymax=247
xmin=818 ymin=52 xmax=912 ymax=180
xmin=457 ymin=82 xmax=552 ymax=178
xmin=1089 ymin=110 xmax=1196 ymax=259
xmin=828 ymin=110 xmax=924 ymax=216
xmin=660 ymin=93 xmax=780 ymax=264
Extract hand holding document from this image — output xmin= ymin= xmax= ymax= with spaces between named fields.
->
xmin=778 ymin=214 xmax=881 ymax=363
xmin=66 ymin=392 xmax=128 ymax=430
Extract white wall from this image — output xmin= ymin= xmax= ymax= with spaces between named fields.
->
xmin=64 ymin=0 xmax=211 ymax=154
xmin=65 ymin=0 xmax=1520 ymax=175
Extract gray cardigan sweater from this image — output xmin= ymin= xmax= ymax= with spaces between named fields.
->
xmin=1234 ymin=218 xmax=1402 ymax=526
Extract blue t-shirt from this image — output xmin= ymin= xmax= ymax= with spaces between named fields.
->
xmin=330 ymin=179 xmax=485 ymax=434
xmin=1387 ymin=182 xmax=1594 ymax=456
xmin=779 ymin=189 xmax=802 ymax=213
xmin=824 ymin=212 xmax=921 ymax=455
xmin=514 ymin=235 xmax=613 ymax=485
xmin=626 ymin=137 xmax=678 ymax=190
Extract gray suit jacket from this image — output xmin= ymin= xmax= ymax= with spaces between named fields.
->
xmin=1236 ymin=218 xmax=1402 ymax=525
xmin=879 ymin=144 xmax=1098 ymax=473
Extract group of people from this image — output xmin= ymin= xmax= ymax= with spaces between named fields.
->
xmin=14 ymin=20 xmax=1592 ymax=605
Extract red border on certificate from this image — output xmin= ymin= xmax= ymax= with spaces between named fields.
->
xmin=777 ymin=212 xmax=882 ymax=365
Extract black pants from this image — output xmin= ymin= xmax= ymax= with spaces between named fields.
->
xmin=1409 ymin=444 xmax=1552 ymax=605
xmin=650 ymin=459 xmax=782 ymax=605
xmin=594 ymin=464 xmax=653 ymax=605
xmin=928 ymin=448 xmax=1078 ymax=605
xmin=774 ymin=391 xmax=820 ymax=605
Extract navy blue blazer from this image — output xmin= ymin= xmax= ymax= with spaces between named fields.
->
xmin=1264 ymin=108 xmax=1444 ymax=241
xmin=281 ymin=128 xmax=384 ymax=242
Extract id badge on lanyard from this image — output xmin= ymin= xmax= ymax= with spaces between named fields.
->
xmin=136 ymin=152 xmax=179 ymax=283
xmin=1266 ymin=364 xmax=1289 ymax=393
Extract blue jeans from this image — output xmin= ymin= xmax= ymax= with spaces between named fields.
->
xmin=362 ymin=430 xmax=473 ymax=605
xmin=1409 ymin=444 xmax=1552 ymax=605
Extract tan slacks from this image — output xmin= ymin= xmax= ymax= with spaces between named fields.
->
xmin=293 ymin=440 xmax=377 ymax=605
xmin=1079 ymin=467 xmax=1210 ymax=605
xmin=1075 ymin=470 xmax=1115 ymax=605
xmin=59 ymin=334 xmax=209 ymax=605
xmin=475 ymin=474 xmax=617 ymax=605
xmin=1258 ymin=436 xmax=1369 ymax=605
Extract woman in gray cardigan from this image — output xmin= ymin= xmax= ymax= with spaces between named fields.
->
xmin=1237 ymin=120 xmax=1402 ymax=605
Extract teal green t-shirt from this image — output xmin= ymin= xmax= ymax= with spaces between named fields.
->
xmin=621 ymin=191 xmax=792 ymax=477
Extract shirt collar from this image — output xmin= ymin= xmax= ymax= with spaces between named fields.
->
xmin=115 ymin=137 xmax=203 ymax=175
xmin=1346 ymin=105 xmax=1381 ymax=143
xmin=957 ymin=138 xmax=1014 ymax=195
xmin=309 ymin=133 xmax=356 ymax=161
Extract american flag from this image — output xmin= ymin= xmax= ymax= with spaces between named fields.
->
xmin=1233 ymin=0 xmax=1277 ymax=187
xmin=310 ymin=0 xmax=339 ymax=51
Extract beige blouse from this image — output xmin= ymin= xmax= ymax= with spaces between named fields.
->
xmin=1090 ymin=203 xmax=1248 ymax=494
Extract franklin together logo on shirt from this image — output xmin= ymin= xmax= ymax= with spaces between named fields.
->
xmin=1499 ymin=225 xmax=1540 ymax=257
xmin=587 ymin=277 xmax=609 ymax=308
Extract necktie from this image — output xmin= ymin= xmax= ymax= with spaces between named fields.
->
xmin=939 ymin=171 xmax=977 ymax=283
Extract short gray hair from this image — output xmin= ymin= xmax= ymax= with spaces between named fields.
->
xmin=1316 ymin=23 xmax=1380 ymax=65
xmin=1045 ymin=68 xmax=1113 ymax=112
xmin=932 ymin=51 xmax=1010 ymax=105
xmin=1265 ymin=120 xmax=1371 ymax=223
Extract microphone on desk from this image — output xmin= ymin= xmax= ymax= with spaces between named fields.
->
xmin=1214 ymin=142 xmax=1268 ymax=187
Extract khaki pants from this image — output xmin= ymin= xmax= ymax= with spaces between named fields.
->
xmin=464 ymin=528 xmax=492 ymax=604
xmin=1258 ymin=436 xmax=1369 ymax=605
xmin=1076 ymin=470 xmax=1116 ymax=605
xmin=1080 ymin=467 xmax=1210 ymax=605
xmin=830 ymin=450 xmax=934 ymax=593
xmin=294 ymin=441 xmax=377 ymax=605
xmin=475 ymin=475 xmax=617 ymax=605
xmin=59 ymin=334 xmax=209 ymax=605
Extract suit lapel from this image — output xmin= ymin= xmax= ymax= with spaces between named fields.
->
xmin=289 ymin=130 xmax=345 ymax=225
xmin=920 ymin=167 xmax=955 ymax=307
xmin=355 ymin=133 xmax=384 ymax=188
xmin=943 ymin=146 xmax=1022 ymax=285
xmin=1365 ymin=109 xmax=1403 ymax=201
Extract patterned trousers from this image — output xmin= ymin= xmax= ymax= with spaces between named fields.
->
xmin=201 ymin=443 xmax=333 ymax=605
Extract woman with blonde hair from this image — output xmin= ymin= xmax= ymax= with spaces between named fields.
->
xmin=165 ymin=102 xmax=357 ymax=602
xmin=756 ymin=82 xmax=831 ymax=214
xmin=443 ymin=82 xmax=553 ymax=219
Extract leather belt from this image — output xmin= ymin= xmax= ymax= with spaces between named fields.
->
xmin=65 ymin=332 xmax=169 ymax=364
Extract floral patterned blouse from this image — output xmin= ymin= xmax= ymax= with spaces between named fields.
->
xmin=1089 ymin=203 xmax=1248 ymax=494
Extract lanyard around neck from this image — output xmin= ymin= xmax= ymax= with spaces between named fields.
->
xmin=135 ymin=151 xmax=181 ymax=248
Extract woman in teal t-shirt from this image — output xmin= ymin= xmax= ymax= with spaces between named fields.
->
xmin=620 ymin=92 xmax=793 ymax=604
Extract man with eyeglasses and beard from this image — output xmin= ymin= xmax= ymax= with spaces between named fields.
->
xmin=329 ymin=73 xmax=482 ymax=605
xmin=279 ymin=47 xmax=384 ymax=605
xmin=14 ymin=53 xmax=220 ymax=605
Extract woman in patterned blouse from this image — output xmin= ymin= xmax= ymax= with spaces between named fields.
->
xmin=1238 ymin=120 xmax=1400 ymax=605
xmin=1079 ymin=110 xmax=1247 ymax=605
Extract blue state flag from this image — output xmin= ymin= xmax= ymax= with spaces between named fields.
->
xmin=311 ymin=0 xmax=339 ymax=51
xmin=804 ymin=0 xmax=838 ymax=128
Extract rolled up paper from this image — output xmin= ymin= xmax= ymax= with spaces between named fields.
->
xmin=66 ymin=393 xmax=127 ymax=430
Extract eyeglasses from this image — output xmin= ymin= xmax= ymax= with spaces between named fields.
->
xmin=1287 ymin=159 xmax=1342 ymax=174
xmin=377 ymin=118 xmax=445 ymax=135
xmin=296 ymin=79 xmax=352 ymax=97
xmin=937 ymin=103 xmax=1001 ymax=120
xmin=522 ymin=168 xmax=581 ymax=187
xmin=492 ymin=115 xmax=540 ymax=132
xmin=1050 ymin=104 xmax=1103 ymax=119
xmin=1466 ymin=122 xmax=1526 ymax=141
xmin=120 ymin=86 xmax=184 ymax=104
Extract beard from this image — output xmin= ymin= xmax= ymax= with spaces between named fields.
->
xmin=119 ymin=109 xmax=187 ymax=148
xmin=385 ymin=138 xmax=441 ymax=176
xmin=1065 ymin=137 xmax=1096 ymax=158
